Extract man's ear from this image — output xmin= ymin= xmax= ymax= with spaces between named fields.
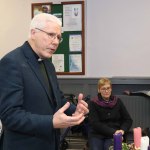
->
xmin=30 ymin=29 xmax=36 ymax=39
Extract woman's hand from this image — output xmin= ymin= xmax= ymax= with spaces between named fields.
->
xmin=115 ymin=129 xmax=124 ymax=135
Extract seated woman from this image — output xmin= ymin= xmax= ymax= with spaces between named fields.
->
xmin=88 ymin=78 xmax=132 ymax=150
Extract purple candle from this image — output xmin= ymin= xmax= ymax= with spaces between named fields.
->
xmin=113 ymin=133 xmax=122 ymax=150
xmin=148 ymin=145 xmax=150 ymax=150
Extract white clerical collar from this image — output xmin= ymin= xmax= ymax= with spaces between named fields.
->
xmin=38 ymin=58 xmax=43 ymax=62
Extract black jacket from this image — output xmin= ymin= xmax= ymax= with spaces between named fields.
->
xmin=0 ymin=41 xmax=76 ymax=150
xmin=88 ymin=96 xmax=132 ymax=138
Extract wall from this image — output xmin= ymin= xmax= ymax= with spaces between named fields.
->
xmin=0 ymin=0 xmax=83 ymax=58
xmin=86 ymin=0 xmax=150 ymax=77
xmin=0 ymin=0 xmax=30 ymax=57
xmin=58 ymin=78 xmax=150 ymax=97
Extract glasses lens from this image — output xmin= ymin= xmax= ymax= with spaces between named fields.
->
xmin=101 ymin=87 xmax=111 ymax=92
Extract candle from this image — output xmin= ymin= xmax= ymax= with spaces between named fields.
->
xmin=113 ymin=133 xmax=122 ymax=150
xmin=133 ymin=127 xmax=142 ymax=149
xmin=141 ymin=136 xmax=149 ymax=150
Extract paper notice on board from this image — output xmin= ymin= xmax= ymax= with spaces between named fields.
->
xmin=63 ymin=4 xmax=82 ymax=31
xmin=69 ymin=54 xmax=82 ymax=72
xmin=52 ymin=54 xmax=64 ymax=72
xmin=69 ymin=34 xmax=82 ymax=52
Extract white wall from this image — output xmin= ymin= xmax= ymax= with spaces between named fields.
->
xmin=0 ymin=0 xmax=81 ymax=58
xmin=86 ymin=0 xmax=150 ymax=77
xmin=0 ymin=0 xmax=31 ymax=57
xmin=1 ymin=0 xmax=150 ymax=77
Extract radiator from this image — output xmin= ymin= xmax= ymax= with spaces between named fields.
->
xmin=117 ymin=95 xmax=150 ymax=129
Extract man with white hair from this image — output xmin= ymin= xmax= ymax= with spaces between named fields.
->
xmin=0 ymin=13 xmax=88 ymax=150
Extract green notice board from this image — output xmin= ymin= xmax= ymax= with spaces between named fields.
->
xmin=32 ymin=1 xmax=85 ymax=75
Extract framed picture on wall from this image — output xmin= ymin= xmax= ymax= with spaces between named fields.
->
xmin=31 ymin=1 xmax=85 ymax=75
xmin=31 ymin=3 xmax=52 ymax=18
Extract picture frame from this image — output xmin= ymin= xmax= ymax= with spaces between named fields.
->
xmin=31 ymin=1 xmax=85 ymax=75
xmin=31 ymin=3 xmax=52 ymax=18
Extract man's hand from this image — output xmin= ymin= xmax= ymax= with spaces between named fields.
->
xmin=53 ymin=93 xmax=89 ymax=129
xmin=73 ymin=93 xmax=89 ymax=116
xmin=53 ymin=102 xmax=85 ymax=128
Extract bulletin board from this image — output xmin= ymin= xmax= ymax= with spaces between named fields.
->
xmin=32 ymin=1 xmax=85 ymax=75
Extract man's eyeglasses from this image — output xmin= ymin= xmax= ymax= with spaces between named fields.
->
xmin=100 ymin=87 xmax=111 ymax=92
xmin=35 ymin=28 xmax=63 ymax=43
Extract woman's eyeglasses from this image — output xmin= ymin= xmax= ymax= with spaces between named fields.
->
xmin=100 ymin=87 xmax=111 ymax=92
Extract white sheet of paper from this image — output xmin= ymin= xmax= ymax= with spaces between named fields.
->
xmin=52 ymin=54 xmax=64 ymax=72
xmin=63 ymin=4 xmax=82 ymax=31
xmin=69 ymin=54 xmax=82 ymax=72
xmin=69 ymin=34 xmax=82 ymax=52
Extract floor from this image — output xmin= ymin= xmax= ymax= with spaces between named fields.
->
xmin=66 ymin=136 xmax=87 ymax=150
xmin=60 ymin=129 xmax=88 ymax=150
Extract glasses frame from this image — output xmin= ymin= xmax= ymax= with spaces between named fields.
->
xmin=100 ymin=87 xmax=111 ymax=92
xmin=35 ymin=28 xmax=63 ymax=43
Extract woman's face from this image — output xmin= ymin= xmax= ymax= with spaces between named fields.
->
xmin=99 ymin=83 xmax=112 ymax=100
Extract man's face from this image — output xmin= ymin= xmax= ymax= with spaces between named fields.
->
xmin=31 ymin=22 xmax=62 ymax=59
